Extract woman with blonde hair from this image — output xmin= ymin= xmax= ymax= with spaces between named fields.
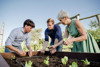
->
xmin=49 ymin=10 xmax=100 ymax=53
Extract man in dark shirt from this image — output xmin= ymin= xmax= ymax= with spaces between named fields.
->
xmin=41 ymin=18 xmax=63 ymax=54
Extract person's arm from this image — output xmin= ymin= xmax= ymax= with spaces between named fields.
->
xmin=49 ymin=27 xmax=69 ymax=49
xmin=42 ymin=41 xmax=49 ymax=50
xmin=25 ymin=34 xmax=32 ymax=50
xmin=54 ymin=39 xmax=58 ymax=44
xmin=6 ymin=45 xmax=26 ymax=56
xmin=25 ymin=34 xmax=32 ymax=57
xmin=64 ymin=20 xmax=87 ymax=45
xmin=73 ymin=20 xmax=87 ymax=42
xmin=42 ymin=29 xmax=49 ymax=50
xmin=6 ymin=45 xmax=21 ymax=53
xmin=5 ymin=30 xmax=26 ymax=56
xmin=41 ymin=30 xmax=49 ymax=54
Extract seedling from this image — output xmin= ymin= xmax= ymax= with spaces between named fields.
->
xmin=25 ymin=61 xmax=32 ymax=67
xmin=11 ymin=56 xmax=15 ymax=60
xmin=63 ymin=38 xmax=67 ymax=41
xmin=81 ymin=58 xmax=90 ymax=65
xmin=44 ymin=56 xmax=49 ymax=65
xmin=69 ymin=62 xmax=78 ymax=67
xmin=61 ymin=56 xmax=68 ymax=65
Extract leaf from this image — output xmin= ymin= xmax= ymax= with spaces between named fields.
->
xmin=61 ymin=58 xmax=66 ymax=65
xmin=47 ymin=56 xmax=49 ymax=61
xmin=25 ymin=61 xmax=32 ymax=67
xmin=63 ymin=38 xmax=67 ymax=41
xmin=69 ymin=65 xmax=72 ymax=67
xmin=11 ymin=56 xmax=15 ymax=60
xmin=61 ymin=56 xmax=68 ymax=65
xmin=64 ymin=56 xmax=68 ymax=62
xmin=81 ymin=59 xmax=90 ymax=65
xmin=44 ymin=60 xmax=49 ymax=65
xmin=72 ymin=62 xmax=78 ymax=67
xmin=85 ymin=59 xmax=90 ymax=65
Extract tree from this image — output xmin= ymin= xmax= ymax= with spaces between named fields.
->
xmin=88 ymin=20 xmax=100 ymax=43
xmin=30 ymin=28 xmax=42 ymax=42
xmin=21 ymin=28 xmax=44 ymax=51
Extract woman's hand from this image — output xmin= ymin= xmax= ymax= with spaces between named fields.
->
xmin=64 ymin=38 xmax=74 ymax=45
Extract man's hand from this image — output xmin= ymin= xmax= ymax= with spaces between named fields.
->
xmin=48 ymin=45 xmax=56 ymax=50
xmin=28 ymin=49 xmax=32 ymax=57
xmin=17 ymin=50 xmax=26 ymax=56
xmin=50 ymin=48 xmax=56 ymax=54
xmin=41 ymin=49 xmax=46 ymax=54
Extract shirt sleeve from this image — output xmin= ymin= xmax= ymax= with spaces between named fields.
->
xmin=5 ymin=29 xmax=17 ymax=46
xmin=25 ymin=34 xmax=31 ymax=46
xmin=45 ymin=29 xmax=49 ymax=41
xmin=55 ymin=25 xmax=62 ymax=39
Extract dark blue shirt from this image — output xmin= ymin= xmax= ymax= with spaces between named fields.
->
xmin=45 ymin=25 xmax=62 ymax=42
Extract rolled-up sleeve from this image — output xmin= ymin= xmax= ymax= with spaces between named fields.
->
xmin=5 ymin=30 xmax=16 ymax=46
xmin=25 ymin=34 xmax=31 ymax=46
xmin=45 ymin=29 xmax=49 ymax=41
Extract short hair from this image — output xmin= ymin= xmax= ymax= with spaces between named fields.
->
xmin=47 ymin=18 xmax=54 ymax=24
xmin=23 ymin=19 xmax=35 ymax=28
xmin=57 ymin=10 xmax=69 ymax=20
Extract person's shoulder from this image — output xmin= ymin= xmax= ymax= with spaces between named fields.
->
xmin=74 ymin=19 xmax=81 ymax=25
xmin=54 ymin=24 xmax=60 ymax=28
xmin=74 ymin=19 xmax=80 ymax=24
xmin=45 ymin=28 xmax=49 ymax=32
xmin=11 ymin=27 xmax=22 ymax=33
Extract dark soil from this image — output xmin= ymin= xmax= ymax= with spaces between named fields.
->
xmin=5 ymin=55 xmax=100 ymax=67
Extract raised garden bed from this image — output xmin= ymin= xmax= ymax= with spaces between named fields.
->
xmin=0 ymin=51 xmax=100 ymax=67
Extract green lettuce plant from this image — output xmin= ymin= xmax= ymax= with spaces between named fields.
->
xmin=61 ymin=56 xmax=68 ymax=65
xmin=69 ymin=62 xmax=78 ymax=67
xmin=44 ymin=56 xmax=49 ymax=65
xmin=25 ymin=61 xmax=32 ymax=67
xmin=11 ymin=56 xmax=15 ymax=60
xmin=81 ymin=59 xmax=90 ymax=65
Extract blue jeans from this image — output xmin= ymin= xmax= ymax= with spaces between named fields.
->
xmin=50 ymin=40 xmax=63 ymax=51
xmin=5 ymin=45 xmax=23 ymax=52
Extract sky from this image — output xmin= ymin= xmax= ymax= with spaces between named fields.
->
xmin=0 ymin=0 xmax=100 ymax=46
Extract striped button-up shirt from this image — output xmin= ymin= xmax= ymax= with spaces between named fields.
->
xmin=5 ymin=27 xmax=31 ymax=47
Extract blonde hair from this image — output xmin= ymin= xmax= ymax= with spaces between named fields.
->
xmin=57 ymin=10 xmax=69 ymax=19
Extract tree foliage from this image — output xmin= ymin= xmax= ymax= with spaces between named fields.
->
xmin=87 ymin=20 xmax=100 ymax=41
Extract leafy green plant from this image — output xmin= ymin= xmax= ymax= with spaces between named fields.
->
xmin=61 ymin=56 xmax=68 ymax=65
xmin=63 ymin=38 xmax=67 ymax=41
xmin=0 ymin=46 xmax=5 ymax=53
xmin=69 ymin=62 xmax=78 ymax=67
xmin=81 ymin=59 xmax=90 ymax=65
xmin=44 ymin=56 xmax=49 ymax=65
xmin=11 ymin=56 xmax=15 ymax=60
xmin=25 ymin=61 xmax=32 ymax=67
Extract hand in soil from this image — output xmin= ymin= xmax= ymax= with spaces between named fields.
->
xmin=17 ymin=50 xmax=26 ymax=56
xmin=50 ymin=49 xmax=56 ymax=54
xmin=28 ymin=49 xmax=32 ymax=57
xmin=41 ymin=49 xmax=45 ymax=54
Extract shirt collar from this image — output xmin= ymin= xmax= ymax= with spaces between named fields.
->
xmin=21 ymin=27 xmax=28 ymax=34
xmin=21 ymin=27 xmax=24 ymax=33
